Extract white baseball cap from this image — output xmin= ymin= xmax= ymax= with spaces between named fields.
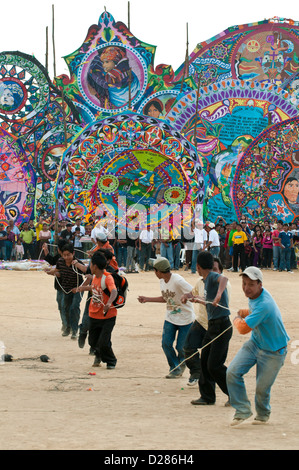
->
xmin=239 ymin=266 xmax=263 ymax=282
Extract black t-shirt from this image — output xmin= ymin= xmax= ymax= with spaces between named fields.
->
xmin=60 ymin=229 xmax=74 ymax=241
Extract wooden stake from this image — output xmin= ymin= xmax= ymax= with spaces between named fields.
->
xmin=128 ymin=68 xmax=132 ymax=109
xmin=54 ymin=88 xmax=68 ymax=244
xmin=45 ymin=26 xmax=48 ymax=72
xmin=52 ymin=4 xmax=56 ymax=78
xmin=128 ymin=1 xmax=130 ymax=30
xmin=193 ymin=73 xmax=201 ymax=146
xmin=180 ymin=23 xmax=189 ymax=93
xmin=61 ymin=88 xmax=68 ymax=148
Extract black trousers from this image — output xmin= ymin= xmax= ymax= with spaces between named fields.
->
xmin=199 ymin=316 xmax=232 ymax=403
xmin=88 ymin=316 xmax=117 ymax=366
xmin=233 ymin=243 xmax=245 ymax=271
xmin=183 ymin=320 xmax=207 ymax=379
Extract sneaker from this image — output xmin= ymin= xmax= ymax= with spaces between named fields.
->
xmin=191 ymin=397 xmax=215 ymax=405
xmin=287 ymin=270 xmax=294 ymax=273
xmin=187 ymin=378 xmax=198 ymax=386
xmin=71 ymin=332 xmax=77 ymax=340
xmin=165 ymin=372 xmax=181 ymax=379
xmin=78 ymin=332 xmax=87 ymax=348
xmin=230 ymin=413 xmax=252 ymax=426
xmin=62 ymin=327 xmax=70 ymax=337
xmin=252 ymin=416 xmax=269 ymax=425
xmin=92 ymin=357 xmax=101 ymax=367
xmin=107 ymin=364 xmax=116 ymax=369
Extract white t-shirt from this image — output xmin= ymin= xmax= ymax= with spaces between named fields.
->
xmin=208 ymin=229 xmax=220 ymax=247
xmin=160 ymin=273 xmax=195 ymax=326
xmin=192 ymin=277 xmax=208 ymax=330
xmin=139 ymin=229 xmax=154 ymax=244
xmin=193 ymin=228 xmax=207 ymax=248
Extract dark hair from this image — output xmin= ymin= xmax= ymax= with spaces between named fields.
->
xmin=91 ymin=252 xmax=107 ymax=270
xmin=285 ymin=177 xmax=298 ymax=185
xmin=197 ymin=251 xmax=214 ymax=270
xmin=97 ymin=248 xmax=113 ymax=261
xmin=144 ymin=99 xmax=163 ymax=115
xmin=61 ymin=243 xmax=74 ymax=253
xmin=57 ymin=239 xmax=67 ymax=251
xmin=213 ymin=257 xmax=223 ymax=273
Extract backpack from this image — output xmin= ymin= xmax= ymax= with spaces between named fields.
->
xmin=101 ymin=272 xmax=128 ymax=309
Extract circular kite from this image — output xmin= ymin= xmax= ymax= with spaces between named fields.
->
xmin=55 ymin=112 xmax=203 ymax=226
xmin=232 ymin=116 xmax=299 ymax=224
xmin=165 ymin=79 xmax=298 ymax=222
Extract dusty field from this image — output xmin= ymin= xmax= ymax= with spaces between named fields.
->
xmin=0 ymin=267 xmax=298 ymax=451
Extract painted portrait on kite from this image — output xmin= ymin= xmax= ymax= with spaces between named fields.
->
xmin=0 ymin=78 xmax=26 ymax=114
xmin=87 ymin=45 xmax=140 ymax=109
xmin=282 ymin=175 xmax=299 ymax=214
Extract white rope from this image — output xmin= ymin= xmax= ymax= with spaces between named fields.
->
xmin=41 ymin=243 xmax=86 ymax=296
xmin=168 ymin=299 xmax=235 ymax=375
xmin=37 ymin=242 xmax=87 ymax=261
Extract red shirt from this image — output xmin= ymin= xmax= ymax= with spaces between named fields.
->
xmin=93 ymin=242 xmax=119 ymax=271
xmin=89 ymin=271 xmax=117 ymax=320
xmin=272 ymin=229 xmax=280 ymax=247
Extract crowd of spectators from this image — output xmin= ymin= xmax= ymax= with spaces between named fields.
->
xmin=0 ymin=214 xmax=298 ymax=273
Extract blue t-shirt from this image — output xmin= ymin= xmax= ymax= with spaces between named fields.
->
xmin=279 ymin=231 xmax=293 ymax=248
xmin=245 ymin=288 xmax=290 ymax=352
xmin=204 ymin=271 xmax=230 ymax=320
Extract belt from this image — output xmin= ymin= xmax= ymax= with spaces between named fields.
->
xmin=276 ymin=346 xmax=287 ymax=353
xmin=208 ymin=316 xmax=229 ymax=324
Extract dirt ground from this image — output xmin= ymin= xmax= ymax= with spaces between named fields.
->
xmin=0 ymin=266 xmax=298 ymax=451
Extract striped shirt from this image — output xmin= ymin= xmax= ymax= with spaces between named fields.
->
xmin=56 ymin=257 xmax=84 ymax=292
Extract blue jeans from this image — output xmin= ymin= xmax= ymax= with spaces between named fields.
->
xmin=56 ymin=290 xmax=64 ymax=325
xmin=210 ymin=246 xmax=220 ymax=257
xmin=139 ymin=243 xmax=151 ymax=270
xmin=160 ymin=242 xmax=174 ymax=269
xmin=61 ymin=292 xmax=82 ymax=334
xmin=272 ymin=245 xmax=280 ymax=269
xmin=191 ymin=246 xmax=204 ymax=273
xmin=116 ymin=244 xmax=127 ymax=267
xmin=279 ymin=246 xmax=291 ymax=271
xmin=162 ymin=320 xmax=192 ymax=375
xmin=227 ymin=339 xmax=287 ymax=419
xmin=173 ymin=242 xmax=181 ymax=270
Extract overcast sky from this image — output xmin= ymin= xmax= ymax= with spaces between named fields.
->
xmin=1 ymin=0 xmax=298 ymax=78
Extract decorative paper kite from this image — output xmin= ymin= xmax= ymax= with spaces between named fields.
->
xmin=175 ymin=17 xmax=299 ymax=103
xmin=232 ymin=116 xmax=299 ymax=224
xmin=55 ymin=10 xmax=191 ymax=124
xmin=55 ymin=112 xmax=203 ymax=226
xmin=166 ymin=79 xmax=298 ymax=221
xmin=0 ymin=128 xmax=35 ymax=224
xmin=0 ymin=51 xmax=82 ymax=219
